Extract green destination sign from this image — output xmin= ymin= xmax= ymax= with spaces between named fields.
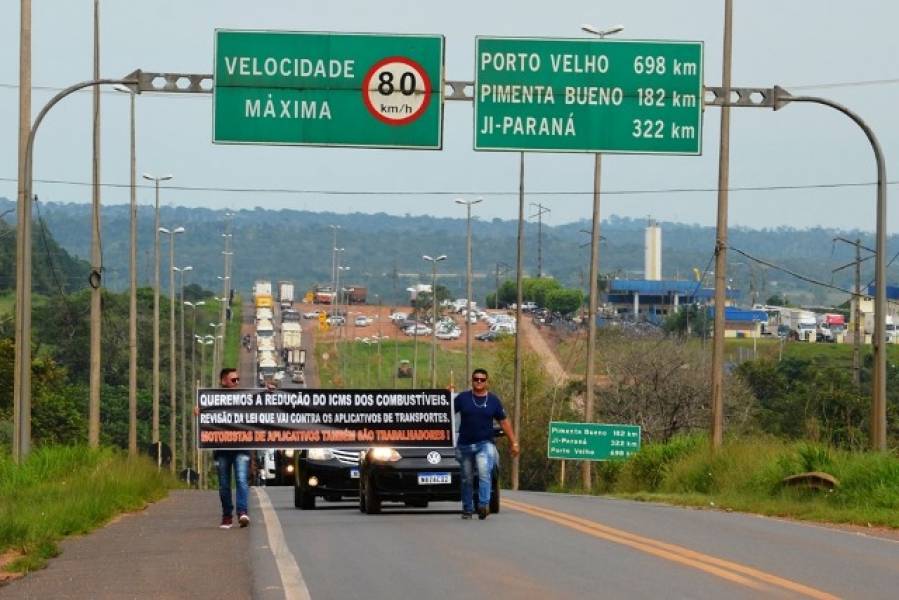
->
xmin=547 ymin=421 xmax=641 ymax=461
xmin=213 ymin=30 xmax=444 ymax=149
xmin=474 ymin=37 xmax=703 ymax=154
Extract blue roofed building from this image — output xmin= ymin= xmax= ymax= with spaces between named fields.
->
xmin=606 ymin=279 xmax=738 ymax=324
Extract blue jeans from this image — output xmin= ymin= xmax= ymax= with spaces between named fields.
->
xmin=455 ymin=441 xmax=497 ymax=513
xmin=214 ymin=450 xmax=250 ymax=517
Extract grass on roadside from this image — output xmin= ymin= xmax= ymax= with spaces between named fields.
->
xmin=580 ymin=434 xmax=899 ymax=528
xmin=222 ymin=294 xmax=242 ymax=371
xmin=315 ymin=336 xmax=500 ymax=390
xmin=0 ymin=445 xmax=175 ymax=573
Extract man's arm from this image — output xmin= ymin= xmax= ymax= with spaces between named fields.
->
xmin=498 ymin=418 xmax=520 ymax=457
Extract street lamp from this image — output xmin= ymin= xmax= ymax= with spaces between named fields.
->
xmin=143 ymin=173 xmax=172 ymax=446
xmin=455 ymin=197 xmax=483 ymax=380
xmin=159 ymin=225 xmax=184 ymax=472
xmin=209 ymin=322 xmax=224 ymax=382
xmin=578 ymin=22 xmax=624 ymax=491
xmin=174 ymin=265 xmax=192 ymax=470
xmin=185 ymin=300 xmax=205 ymax=468
xmin=114 ymin=84 xmax=139 ymax=456
xmin=423 ymin=254 xmax=448 ymax=387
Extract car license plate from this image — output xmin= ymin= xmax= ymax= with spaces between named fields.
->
xmin=350 ymin=468 xmax=360 ymax=479
xmin=418 ymin=472 xmax=451 ymax=485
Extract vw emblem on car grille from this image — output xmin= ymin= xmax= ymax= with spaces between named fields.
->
xmin=426 ymin=451 xmax=442 ymax=465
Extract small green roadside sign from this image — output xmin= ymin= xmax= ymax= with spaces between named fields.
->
xmin=475 ymin=37 xmax=703 ymax=154
xmin=548 ymin=421 xmax=641 ymax=461
xmin=213 ymin=30 xmax=444 ymax=149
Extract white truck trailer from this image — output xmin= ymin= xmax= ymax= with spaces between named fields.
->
xmin=278 ymin=281 xmax=295 ymax=309
xmin=281 ymin=321 xmax=302 ymax=350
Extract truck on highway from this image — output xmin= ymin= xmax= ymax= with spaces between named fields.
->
xmin=782 ymin=309 xmax=817 ymax=341
xmin=816 ymin=313 xmax=846 ymax=342
xmin=281 ymin=321 xmax=302 ymax=350
xmin=254 ymin=280 xmax=272 ymax=298
xmin=314 ymin=289 xmax=336 ymax=305
xmin=278 ymin=281 xmax=295 ymax=309
xmin=256 ymin=307 xmax=273 ymax=322
xmin=345 ymin=285 xmax=367 ymax=304
xmin=257 ymin=351 xmax=279 ymax=385
xmin=255 ymin=294 xmax=274 ymax=309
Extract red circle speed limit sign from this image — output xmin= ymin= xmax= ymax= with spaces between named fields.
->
xmin=362 ymin=56 xmax=433 ymax=126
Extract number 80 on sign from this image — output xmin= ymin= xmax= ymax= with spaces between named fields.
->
xmin=362 ymin=56 xmax=433 ymax=126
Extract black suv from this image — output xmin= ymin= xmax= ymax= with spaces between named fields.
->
xmin=293 ymin=448 xmax=361 ymax=509
xmin=358 ymin=446 xmax=499 ymax=515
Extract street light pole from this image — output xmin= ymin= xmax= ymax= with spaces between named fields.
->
xmin=185 ymin=300 xmax=204 ymax=467
xmin=423 ymin=254 xmax=448 ymax=387
xmin=174 ymin=265 xmax=192 ymax=470
xmin=512 ymin=152 xmax=525 ymax=491
xmin=161 ymin=226 xmax=184 ymax=472
xmin=122 ymin=86 xmax=138 ymax=456
xmin=143 ymin=173 xmax=172 ymax=446
xmin=455 ymin=198 xmax=482 ymax=381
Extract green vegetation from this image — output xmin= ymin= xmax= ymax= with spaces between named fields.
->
xmin=582 ymin=435 xmax=899 ymax=528
xmin=315 ymin=336 xmax=500 ymax=391
xmin=0 ymin=446 xmax=174 ymax=572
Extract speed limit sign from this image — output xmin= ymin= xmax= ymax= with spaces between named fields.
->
xmin=362 ymin=56 xmax=433 ymax=125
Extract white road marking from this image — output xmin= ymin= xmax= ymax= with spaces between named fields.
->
xmin=255 ymin=487 xmax=312 ymax=600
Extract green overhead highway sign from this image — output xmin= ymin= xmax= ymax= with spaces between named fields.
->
xmin=474 ymin=37 xmax=703 ymax=154
xmin=548 ymin=421 xmax=641 ymax=461
xmin=213 ymin=30 xmax=444 ymax=149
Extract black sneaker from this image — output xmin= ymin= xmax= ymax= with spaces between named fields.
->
xmin=461 ymin=511 xmax=473 ymax=520
xmin=477 ymin=506 xmax=489 ymax=520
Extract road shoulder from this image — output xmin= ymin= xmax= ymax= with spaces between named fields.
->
xmin=0 ymin=490 xmax=252 ymax=600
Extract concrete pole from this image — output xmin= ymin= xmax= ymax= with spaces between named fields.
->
xmin=127 ymin=90 xmax=137 ymax=457
xmin=168 ymin=231 xmax=178 ymax=472
xmin=512 ymin=152 xmax=525 ymax=490
xmin=13 ymin=0 xmax=32 ymax=462
xmin=88 ymin=0 xmax=102 ymax=447
xmin=583 ymin=152 xmax=602 ymax=490
xmin=710 ymin=0 xmax=734 ymax=450
xmin=152 ymin=180 xmax=161 ymax=444
xmin=853 ymin=240 xmax=861 ymax=388
xmin=178 ymin=268 xmax=189 ymax=470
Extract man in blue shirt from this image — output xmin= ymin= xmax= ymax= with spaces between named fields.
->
xmin=454 ymin=368 xmax=520 ymax=520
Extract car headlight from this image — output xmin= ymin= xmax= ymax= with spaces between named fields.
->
xmin=369 ymin=447 xmax=402 ymax=462
xmin=307 ymin=448 xmax=334 ymax=460
xmin=284 ymin=450 xmax=295 ymax=458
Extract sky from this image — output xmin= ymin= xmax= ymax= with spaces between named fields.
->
xmin=2 ymin=0 xmax=898 ymax=232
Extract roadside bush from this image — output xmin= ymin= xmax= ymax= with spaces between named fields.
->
xmin=616 ymin=433 xmax=704 ymax=492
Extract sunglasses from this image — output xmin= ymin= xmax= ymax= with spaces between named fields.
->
xmin=472 ymin=377 xmax=487 ymax=383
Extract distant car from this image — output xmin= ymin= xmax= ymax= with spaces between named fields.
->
xmin=476 ymin=330 xmax=506 ymax=342
xmin=294 ymin=449 xmax=361 ymax=510
xmin=389 ymin=312 xmax=408 ymax=322
xmin=354 ymin=315 xmax=369 ymax=326
xmin=436 ymin=328 xmax=462 ymax=340
xmin=327 ymin=315 xmax=346 ymax=326
xmin=303 ymin=310 xmax=320 ymax=319
xmin=282 ymin=310 xmax=301 ymax=322
xmin=404 ymin=324 xmax=432 ymax=336
xmin=291 ymin=371 xmax=305 ymax=384
xmin=273 ymin=370 xmax=286 ymax=382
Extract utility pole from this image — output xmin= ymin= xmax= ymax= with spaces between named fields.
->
xmin=88 ymin=0 xmax=102 ymax=447
xmin=13 ymin=0 xmax=32 ymax=462
xmin=832 ymin=236 xmax=875 ymax=389
xmin=160 ymin=226 xmax=184 ymax=472
xmin=175 ymin=266 xmax=192 ymax=470
xmin=126 ymin=87 xmax=137 ymax=457
xmin=512 ymin=152 xmax=525 ymax=490
xmin=143 ymin=174 xmax=172 ymax=449
xmin=529 ymin=202 xmax=550 ymax=278
xmin=710 ymin=0 xmax=734 ymax=450
xmin=330 ymin=224 xmax=340 ymax=299
xmin=423 ymin=254 xmax=447 ymax=387
xmin=583 ymin=152 xmax=602 ymax=490
xmin=216 ymin=213 xmax=233 ymax=378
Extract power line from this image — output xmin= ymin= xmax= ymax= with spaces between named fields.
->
xmin=728 ymin=244 xmax=858 ymax=297
xmin=1 ymin=175 xmax=896 ymax=199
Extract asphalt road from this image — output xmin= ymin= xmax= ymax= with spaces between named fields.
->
xmin=259 ymin=487 xmax=898 ymax=600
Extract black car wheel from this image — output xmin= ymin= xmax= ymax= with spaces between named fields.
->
xmin=363 ymin=475 xmax=381 ymax=514
xmin=295 ymin=486 xmax=316 ymax=510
